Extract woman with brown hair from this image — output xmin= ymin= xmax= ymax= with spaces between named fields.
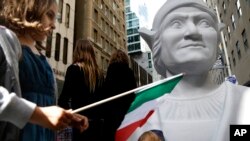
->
xmin=102 ymin=49 xmax=137 ymax=141
xmin=58 ymin=39 xmax=104 ymax=141
xmin=1 ymin=0 xmax=63 ymax=141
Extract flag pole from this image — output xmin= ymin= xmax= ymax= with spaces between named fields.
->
xmin=72 ymin=73 xmax=183 ymax=113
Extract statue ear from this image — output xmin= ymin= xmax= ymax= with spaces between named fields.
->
xmin=217 ymin=23 xmax=225 ymax=44
xmin=218 ymin=23 xmax=225 ymax=31
xmin=138 ymin=27 xmax=156 ymax=50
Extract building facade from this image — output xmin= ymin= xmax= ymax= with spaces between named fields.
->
xmin=125 ymin=0 xmax=154 ymax=86
xmin=216 ymin=0 xmax=250 ymax=86
xmin=46 ymin=0 xmax=127 ymax=92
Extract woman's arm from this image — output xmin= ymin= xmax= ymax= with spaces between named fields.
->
xmin=0 ymin=86 xmax=36 ymax=128
xmin=0 ymin=86 xmax=89 ymax=131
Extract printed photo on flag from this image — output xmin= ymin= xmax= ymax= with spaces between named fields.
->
xmin=138 ymin=129 xmax=165 ymax=141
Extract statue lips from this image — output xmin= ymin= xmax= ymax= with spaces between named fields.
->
xmin=181 ymin=43 xmax=205 ymax=48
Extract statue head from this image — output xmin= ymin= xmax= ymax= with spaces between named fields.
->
xmin=139 ymin=0 xmax=224 ymax=77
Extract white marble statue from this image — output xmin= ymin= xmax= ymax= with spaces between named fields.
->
xmin=136 ymin=0 xmax=250 ymax=140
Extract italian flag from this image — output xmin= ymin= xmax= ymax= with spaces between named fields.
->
xmin=115 ymin=73 xmax=183 ymax=141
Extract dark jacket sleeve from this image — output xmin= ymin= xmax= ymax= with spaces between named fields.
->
xmin=0 ymin=47 xmax=7 ymax=85
xmin=58 ymin=65 xmax=76 ymax=109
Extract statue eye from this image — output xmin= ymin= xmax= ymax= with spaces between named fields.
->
xmin=170 ymin=20 xmax=183 ymax=29
xmin=198 ymin=19 xmax=211 ymax=28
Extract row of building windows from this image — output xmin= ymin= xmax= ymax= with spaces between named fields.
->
xmin=127 ymin=27 xmax=139 ymax=35
xmin=222 ymin=0 xmax=243 ymax=39
xmin=94 ymin=0 xmax=124 ymax=28
xmin=220 ymin=0 xmax=249 ymax=70
xmin=128 ymin=35 xmax=140 ymax=43
xmin=58 ymin=0 xmax=70 ymax=28
xmin=128 ymin=42 xmax=140 ymax=52
xmin=98 ymin=15 xmax=120 ymax=42
xmin=46 ymin=32 xmax=68 ymax=65
xmin=92 ymin=3 xmax=126 ymax=52
xmin=93 ymin=27 xmax=126 ymax=55
xmin=126 ymin=18 xmax=139 ymax=28
xmin=228 ymin=29 xmax=249 ymax=67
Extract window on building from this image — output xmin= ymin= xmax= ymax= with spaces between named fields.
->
xmin=123 ymin=25 xmax=125 ymax=33
xmin=220 ymin=13 xmax=223 ymax=23
xmin=101 ymin=36 xmax=104 ymax=48
xmin=242 ymin=29 xmax=249 ymax=50
xmin=94 ymin=9 xmax=98 ymax=23
xmin=63 ymin=38 xmax=68 ymax=64
xmin=109 ymin=10 xmax=112 ymax=21
xmin=231 ymin=14 xmax=236 ymax=30
xmin=58 ymin=0 xmax=63 ymax=23
xmin=109 ymin=44 xmax=113 ymax=55
xmin=107 ymin=26 xmax=111 ymax=37
xmin=231 ymin=50 xmax=236 ymax=66
xmin=128 ymin=36 xmax=133 ymax=43
xmin=113 ymin=16 xmax=116 ymax=25
xmin=46 ymin=32 xmax=53 ymax=57
xmin=114 ymin=32 xmax=117 ymax=42
xmin=55 ymin=33 xmax=61 ymax=61
xmin=105 ymin=40 xmax=109 ymax=51
xmin=111 ymin=28 xmax=114 ymax=39
xmin=105 ymin=22 xmax=108 ymax=33
xmin=128 ymin=44 xmax=133 ymax=51
xmin=123 ymin=39 xmax=126 ymax=49
xmin=235 ymin=41 xmax=241 ymax=59
xmin=101 ymin=57 xmax=104 ymax=70
xmin=101 ymin=18 xmax=105 ymax=30
xmin=125 ymin=7 xmax=130 ymax=13
xmin=65 ymin=4 xmax=70 ymax=28
xmin=112 ymin=0 xmax=115 ymax=8
xmin=127 ymin=29 xmax=132 ymax=35
xmin=100 ymin=0 xmax=104 ymax=9
xmin=228 ymin=57 xmax=232 ymax=69
xmin=224 ymin=35 xmax=228 ymax=47
xmin=227 ymin=26 xmax=231 ymax=39
xmin=236 ymin=0 xmax=242 ymax=17
xmin=148 ymin=61 xmax=152 ymax=68
xmin=223 ymin=2 xmax=226 ymax=13
xmin=93 ymin=29 xmax=98 ymax=42
xmin=105 ymin=5 xmax=108 ymax=16
xmin=125 ymin=0 xmax=130 ymax=6
xmin=134 ymin=35 xmax=140 ymax=42
xmin=135 ymin=43 xmax=140 ymax=50
xmin=148 ymin=53 xmax=151 ymax=59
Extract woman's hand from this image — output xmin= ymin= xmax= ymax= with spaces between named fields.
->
xmin=29 ymin=106 xmax=89 ymax=131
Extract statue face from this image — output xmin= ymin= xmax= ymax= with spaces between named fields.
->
xmin=159 ymin=7 xmax=218 ymax=75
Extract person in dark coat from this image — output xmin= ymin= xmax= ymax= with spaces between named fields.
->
xmin=102 ymin=49 xmax=137 ymax=141
xmin=58 ymin=39 xmax=104 ymax=141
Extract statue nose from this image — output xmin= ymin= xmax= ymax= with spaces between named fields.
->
xmin=184 ymin=22 xmax=202 ymax=40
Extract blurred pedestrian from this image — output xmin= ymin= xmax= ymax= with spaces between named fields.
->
xmin=58 ymin=39 xmax=104 ymax=141
xmin=102 ymin=49 xmax=137 ymax=141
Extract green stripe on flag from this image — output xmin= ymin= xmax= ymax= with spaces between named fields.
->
xmin=128 ymin=75 xmax=182 ymax=112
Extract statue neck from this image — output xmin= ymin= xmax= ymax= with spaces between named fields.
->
xmin=167 ymin=72 xmax=220 ymax=98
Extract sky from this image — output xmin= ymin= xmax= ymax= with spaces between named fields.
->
xmin=129 ymin=0 xmax=166 ymax=52
xmin=130 ymin=0 xmax=166 ymax=28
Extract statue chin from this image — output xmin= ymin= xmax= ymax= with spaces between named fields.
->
xmin=166 ymin=60 xmax=213 ymax=76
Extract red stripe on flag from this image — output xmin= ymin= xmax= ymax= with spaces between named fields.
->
xmin=115 ymin=110 xmax=154 ymax=141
